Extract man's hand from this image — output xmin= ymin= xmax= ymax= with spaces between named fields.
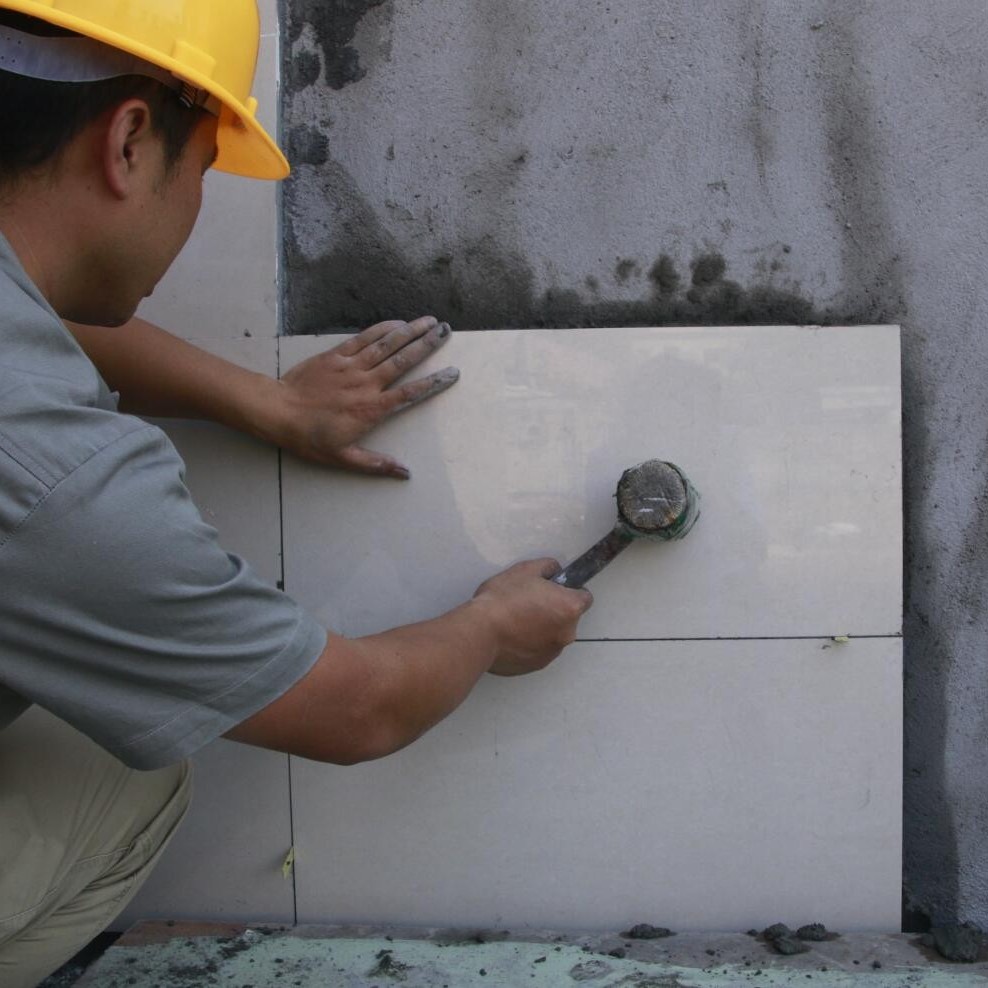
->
xmin=66 ymin=314 xmax=458 ymax=479
xmin=276 ymin=316 xmax=458 ymax=478
xmin=471 ymin=558 xmax=594 ymax=676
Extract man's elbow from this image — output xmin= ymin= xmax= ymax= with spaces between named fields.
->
xmin=314 ymin=707 xmax=419 ymax=765
xmin=226 ymin=701 xmax=413 ymax=766
xmin=224 ymin=637 xmax=425 ymax=765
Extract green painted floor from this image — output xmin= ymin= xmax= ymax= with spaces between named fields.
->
xmin=74 ymin=923 xmax=988 ymax=987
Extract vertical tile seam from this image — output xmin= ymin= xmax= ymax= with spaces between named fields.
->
xmin=272 ymin=0 xmax=296 ymax=920
xmin=276 ymin=343 xmax=299 ymax=924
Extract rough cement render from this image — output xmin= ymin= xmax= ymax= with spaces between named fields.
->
xmin=278 ymin=0 xmax=988 ymax=927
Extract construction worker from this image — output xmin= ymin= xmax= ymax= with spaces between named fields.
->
xmin=0 ymin=3 xmax=592 ymax=984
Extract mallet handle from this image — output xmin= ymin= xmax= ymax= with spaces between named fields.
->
xmin=551 ymin=524 xmax=635 ymax=589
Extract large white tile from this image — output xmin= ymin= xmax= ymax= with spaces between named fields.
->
xmin=280 ymin=326 xmax=901 ymax=640
xmin=291 ymin=637 xmax=902 ymax=931
xmin=253 ymin=32 xmax=280 ymax=136
xmin=136 ymin=178 xmax=277 ymax=341
xmin=258 ymin=0 xmax=279 ymax=38
xmin=119 ymin=337 xmax=293 ymax=924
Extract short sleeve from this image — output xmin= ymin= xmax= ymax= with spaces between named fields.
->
xmin=0 ymin=425 xmax=326 ymax=769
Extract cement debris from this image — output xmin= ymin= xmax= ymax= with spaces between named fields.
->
xmin=622 ymin=924 xmax=677 ymax=940
xmin=71 ymin=922 xmax=988 ymax=988
xmin=762 ymin=922 xmax=841 ymax=956
xmin=797 ymin=924 xmax=841 ymax=942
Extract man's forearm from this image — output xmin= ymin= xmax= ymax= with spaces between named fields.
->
xmin=67 ymin=314 xmax=462 ymax=476
xmin=66 ymin=316 xmax=284 ymax=440
xmin=226 ymin=600 xmax=504 ymax=765
xmin=226 ymin=560 xmax=591 ymax=765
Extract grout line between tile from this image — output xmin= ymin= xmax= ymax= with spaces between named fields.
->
xmin=287 ymin=749 xmax=298 ymax=926
xmin=274 ymin=337 xmax=299 ymax=925
xmin=574 ymin=633 xmax=903 ymax=643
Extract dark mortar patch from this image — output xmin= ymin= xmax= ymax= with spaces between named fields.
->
xmin=167 ymin=962 xmax=220 ymax=985
xmin=283 ymin=226 xmax=876 ymax=333
xmin=281 ymin=0 xmax=390 ymax=90
xmin=216 ymin=934 xmax=256 ymax=960
xmin=430 ymin=929 xmax=511 ymax=947
xmin=615 ymin=257 xmax=641 ymax=283
xmin=761 ymin=924 xmax=809 ymax=957
xmin=690 ymin=252 xmax=727 ymax=286
xmin=280 ymin=159 xmax=894 ymax=333
xmin=570 ymin=958 xmax=613 ymax=980
xmin=286 ymin=48 xmax=321 ymax=90
xmin=621 ymin=924 xmax=676 ymax=940
xmin=795 ymin=923 xmax=840 ymax=942
xmin=649 ymin=254 xmax=681 ymax=297
xmin=759 ymin=922 xmax=840 ymax=957
xmin=287 ymin=125 xmax=331 ymax=167
xmin=368 ymin=948 xmax=411 ymax=979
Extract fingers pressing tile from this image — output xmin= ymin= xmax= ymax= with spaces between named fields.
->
xmin=408 ymin=315 xmax=439 ymax=334
xmin=391 ymin=366 xmax=460 ymax=413
xmin=428 ymin=365 xmax=460 ymax=393
xmin=425 ymin=322 xmax=452 ymax=350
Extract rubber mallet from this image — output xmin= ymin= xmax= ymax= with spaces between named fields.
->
xmin=552 ymin=459 xmax=700 ymax=589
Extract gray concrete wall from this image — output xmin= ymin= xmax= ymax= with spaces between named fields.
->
xmin=279 ymin=0 xmax=988 ymax=928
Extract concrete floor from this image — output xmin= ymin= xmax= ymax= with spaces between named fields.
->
xmin=72 ymin=921 xmax=988 ymax=986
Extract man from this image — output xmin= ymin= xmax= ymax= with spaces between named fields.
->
xmin=0 ymin=2 xmax=592 ymax=984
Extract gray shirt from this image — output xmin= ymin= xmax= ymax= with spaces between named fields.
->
xmin=0 ymin=234 xmax=326 ymax=769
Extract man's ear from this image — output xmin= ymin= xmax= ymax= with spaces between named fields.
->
xmin=102 ymin=99 xmax=156 ymax=199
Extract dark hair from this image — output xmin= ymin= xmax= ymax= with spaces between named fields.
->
xmin=0 ymin=12 xmax=203 ymax=181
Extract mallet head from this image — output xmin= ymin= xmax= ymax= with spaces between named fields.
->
xmin=615 ymin=459 xmax=700 ymax=541
xmin=552 ymin=459 xmax=700 ymax=588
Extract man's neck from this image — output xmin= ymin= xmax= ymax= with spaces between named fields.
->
xmin=0 ymin=210 xmax=52 ymax=295
xmin=0 ymin=181 xmax=97 ymax=320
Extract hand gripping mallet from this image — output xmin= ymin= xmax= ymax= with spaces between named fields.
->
xmin=552 ymin=459 xmax=701 ymax=589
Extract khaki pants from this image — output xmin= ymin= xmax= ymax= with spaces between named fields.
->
xmin=0 ymin=707 xmax=191 ymax=988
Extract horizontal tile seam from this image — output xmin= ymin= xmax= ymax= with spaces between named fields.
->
xmin=574 ymin=633 xmax=903 ymax=643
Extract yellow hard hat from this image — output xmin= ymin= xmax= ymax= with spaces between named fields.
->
xmin=0 ymin=0 xmax=289 ymax=180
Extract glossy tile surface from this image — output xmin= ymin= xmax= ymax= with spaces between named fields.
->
xmin=118 ymin=337 xmax=294 ymax=925
xmin=283 ymin=326 xmax=901 ymax=930
xmin=280 ymin=326 xmax=901 ymax=640
xmin=291 ymin=637 xmax=902 ymax=930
